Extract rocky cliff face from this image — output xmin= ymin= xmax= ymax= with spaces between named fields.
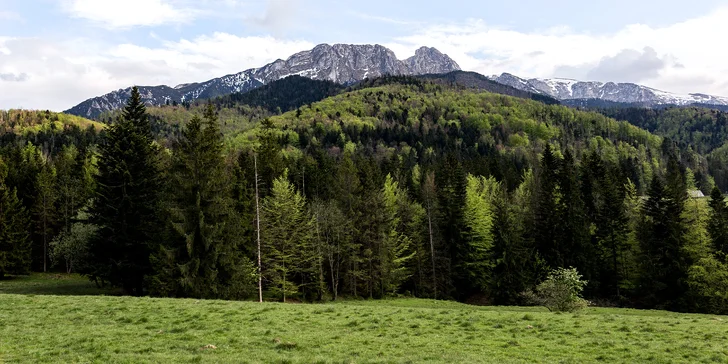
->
xmin=489 ymin=73 xmax=728 ymax=107
xmin=66 ymin=44 xmax=461 ymax=119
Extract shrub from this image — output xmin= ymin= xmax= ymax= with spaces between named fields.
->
xmin=49 ymin=221 xmax=97 ymax=274
xmin=530 ymin=267 xmax=589 ymax=312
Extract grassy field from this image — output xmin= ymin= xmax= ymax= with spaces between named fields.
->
xmin=1 ymin=275 xmax=728 ymax=363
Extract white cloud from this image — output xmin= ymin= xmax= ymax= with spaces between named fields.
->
xmin=387 ymin=7 xmax=728 ymax=96
xmin=60 ymin=0 xmax=197 ymax=29
xmin=0 ymin=34 xmax=313 ymax=111
xmin=245 ymin=0 xmax=301 ymax=36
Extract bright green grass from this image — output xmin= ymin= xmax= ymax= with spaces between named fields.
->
xmin=1 ymin=275 xmax=728 ymax=363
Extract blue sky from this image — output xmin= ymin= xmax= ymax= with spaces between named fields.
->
xmin=1 ymin=0 xmax=727 ymax=110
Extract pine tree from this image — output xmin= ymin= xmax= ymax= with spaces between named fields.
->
xmin=638 ymin=164 xmax=689 ymax=309
xmin=261 ymin=171 xmax=315 ymax=301
xmin=0 ymin=159 xmax=31 ymax=278
xmin=380 ymin=174 xmax=417 ymax=295
xmin=35 ymin=163 xmax=57 ymax=272
xmin=708 ymin=186 xmax=728 ymax=255
xmin=436 ymin=153 xmax=467 ymax=298
xmin=461 ymin=174 xmax=499 ymax=295
xmin=85 ymin=86 xmax=162 ymax=295
xmin=152 ymin=104 xmax=255 ymax=299
xmin=256 ymin=118 xmax=283 ymax=197
xmin=335 ymin=145 xmax=363 ymax=296
xmin=555 ymin=150 xmax=590 ymax=276
xmin=534 ymin=144 xmax=561 ymax=269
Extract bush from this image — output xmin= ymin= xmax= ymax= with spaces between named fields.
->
xmin=686 ymin=254 xmax=728 ymax=314
xmin=49 ymin=221 xmax=97 ymax=274
xmin=529 ymin=267 xmax=589 ymax=312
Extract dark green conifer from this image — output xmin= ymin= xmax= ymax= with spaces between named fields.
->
xmin=708 ymin=186 xmax=728 ymax=255
xmin=85 ymin=86 xmax=162 ymax=295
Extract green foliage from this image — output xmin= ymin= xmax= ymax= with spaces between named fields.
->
xmin=151 ymin=104 xmax=256 ymax=299
xmin=85 ymin=87 xmax=163 ymax=294
xmin=0 ymin=173 xmax=31 ymax=277
xmin=687 ymin=254 xmax=728 ymax=314
xmin=49 ymin=214 xmax=97 ymax=274
xmin=0 ymin=109 xmax=104 ymax=135
xmin=637 ymin=168 xmax=691 ymax=309
xmin=261 ymin=171 xmax=316 ymax=301
xmin=708 ymin=186 xmax=728 ymax=255
xmin=380 ymin=174 xmax=418 ymax=295
xmin=531 ymin=267 xmax=589 ymax=312
xmin=217 ymin=75 xmax=344 ymax=113
xmin=462 ymin=174 xmax=499 ymax=293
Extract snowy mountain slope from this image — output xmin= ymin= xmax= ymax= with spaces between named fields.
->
xmin=489 ymin=73 xmax=728 ymax=107
xmin=66 ymin=44 xmax=461 ymax=119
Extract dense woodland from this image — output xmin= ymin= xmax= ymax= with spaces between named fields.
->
xmin=3 ymin=77 xmax=728 ymax=314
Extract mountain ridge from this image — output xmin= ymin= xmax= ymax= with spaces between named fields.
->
xmin=66 ymin=44 xmax=461 ymax=119
xmin=489 ymin=73 xmax=728 ymax=107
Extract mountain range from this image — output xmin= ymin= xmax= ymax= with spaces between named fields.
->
xmin=65 ymin=44 xmax=461 ymax=119
xmin=488 ymin=73 xmax=728 ymax=108
xmin=65 ymin=43 xmax=728 ymax=119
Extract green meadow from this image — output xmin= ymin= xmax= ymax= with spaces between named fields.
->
xmin=1 ymin=274 xmax=727 ymax=363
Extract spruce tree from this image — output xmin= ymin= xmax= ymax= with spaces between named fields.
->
xmin=35 ymin=163 xmax=57 ymax=273
xmin=555 ymin=150 xmax=590 ymax=276
xmin=380 ymin=174 xmax=417 ymax=296
xmin=152 ymin=104 xmax=255 ymax=299
xmin=638 ymin=166 xmax=689 ymax=309
xmin=261 ymin=171 xmax=315 ymax=301
xmin=436 ymin=153 xmax=467 ymax=298
xmin=0 ymin=159 xmax=31 ymax=278
xmin=708 ymin=186 xmax=728 ymax=255
xmin=534 ymin=144 xmax=560 ymax=269
xmin=85 ymin=87 xmax=162 ymax=295
xmin=461 ymin=174 xmax=499 ymax=295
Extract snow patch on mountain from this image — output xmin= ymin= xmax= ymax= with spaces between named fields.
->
xmin=488 ymin=73 xmax=728 ymax=107
xmin=66 ymin=44 xmax=461 ymax=119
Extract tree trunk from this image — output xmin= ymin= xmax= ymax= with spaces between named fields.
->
xmin=427 ymin=203 xmax=437 ymax=299
xmin=254 ymin=154 xmax=263 ymax=303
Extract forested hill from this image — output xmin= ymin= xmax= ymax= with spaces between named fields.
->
xmin=0 ymin=109 xmax=104 ymax=134
xmin=592 ymin=106 xmax=728 ymax=190
xmin=269 ymin=79 xmax=665 ymax=192
xmin=213 ymin=75 xmax=345 ymax=113
xmin=0 ymin=109 xmax=103 ymax=155
xmin=418 ymin=71 xmax=560 ymax=106
xmin=5 ymin=79 xmax=728 ymax=315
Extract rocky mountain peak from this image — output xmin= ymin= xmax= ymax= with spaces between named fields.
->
xmin=66 ymin=43 xmax=461 ymax=119
xmin=405 ymin=47 xmax=461 ymax=75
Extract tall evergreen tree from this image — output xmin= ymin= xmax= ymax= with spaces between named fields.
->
xmin=380 ymin=174 xmax=418 ymax=295
xmin=0 ymin=159 xmax=31 ymax=278
xmin=555 ymin=150 xmax=590 ymax=275
xmin=534 ymin=144 xmax=561 ymax=269
xmin=151 ymin=104 xmax=255 ymax=299
xmin=708 ymin=186 xmax=728 ymax=255
xmin=261 ymin=171 xmax=316 ymax=301
xmin=461 ymin=174 xmax=499 ymax=295
xmin=256 ymin=118 xmax=284 ymax=197
xmin=85 ymin=87 xmax=162 ymax=294
xmin=638 ymin=163 xmax=689 ymax=309
xmin=436 ymin=153 xmax=467 ymax=298
xmin=34 ymin=163 xmax=57 ymax=272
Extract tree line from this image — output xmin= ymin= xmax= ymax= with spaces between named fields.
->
xmin=2 ymin=85 xmax=728 ymax=314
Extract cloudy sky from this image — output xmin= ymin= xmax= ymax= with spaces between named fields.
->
xmin=1 ymin=0 xmax=727 ymax=111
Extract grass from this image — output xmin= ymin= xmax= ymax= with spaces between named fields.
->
xmin=1 ymin=275 xmax=728 ymax=363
